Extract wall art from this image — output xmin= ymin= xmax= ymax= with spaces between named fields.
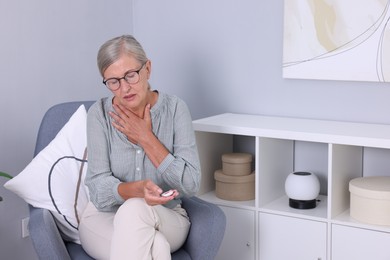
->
xmin=283 ymin=0 xmax=390 ymax=83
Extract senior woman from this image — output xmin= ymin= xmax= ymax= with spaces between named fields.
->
xmin=79 ymin=35 xmax=201 ymax=260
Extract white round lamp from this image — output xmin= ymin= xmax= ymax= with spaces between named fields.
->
xmin=285 ymin=171 xmax=320 ymax=209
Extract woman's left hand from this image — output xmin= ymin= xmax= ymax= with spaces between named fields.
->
xmin=143 ymin=180 xmax=179 ymax=206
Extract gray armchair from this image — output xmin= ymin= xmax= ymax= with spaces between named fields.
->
xmin=29 ymin=101 xmax=226 ymax=260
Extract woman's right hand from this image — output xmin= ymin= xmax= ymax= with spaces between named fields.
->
xmin=143 ymin=179 xmax=178 ymax=206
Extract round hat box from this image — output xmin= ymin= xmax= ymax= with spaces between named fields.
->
xmin=222 ymin=153 xmax=252 ymax=176
xmin=349 ymin=176 xmax=390 ymax=226
xmin=214 ymin=169 xmax=255 ymax=201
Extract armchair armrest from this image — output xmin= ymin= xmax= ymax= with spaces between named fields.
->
xmin=29 ymin=205 xmax=71 ymax=260
xmin=181 ymin=197 xmax=226 ymax=260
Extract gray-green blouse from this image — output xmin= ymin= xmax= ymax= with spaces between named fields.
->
xmin=85 ymin=91 xmax=201 ymax=212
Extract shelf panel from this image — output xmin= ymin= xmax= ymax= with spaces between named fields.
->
xmin=193 ymin=113 xmax=390 ymax=148
xmin=261 ymin=195 xmax=328 ymax=221
xmin=198 ymin=191 xmax=256 ymax=210
xmin=333 ymin=210 xmax=390 ymax=233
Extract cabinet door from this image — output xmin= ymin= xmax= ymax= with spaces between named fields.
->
xmin=215 ymin=206 xmax=255 ymax=260
xmin=259 ymin=213 xmax=327 ymax=260
xmin=332 ymin=224 xmax=390 ymax=260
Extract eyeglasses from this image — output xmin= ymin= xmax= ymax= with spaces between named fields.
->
xmin=103 ymin=62 xmax=146 ymax=91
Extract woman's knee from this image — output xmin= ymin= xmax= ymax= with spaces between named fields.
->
xmin=114 ymin=198 xmax=158 ymax=228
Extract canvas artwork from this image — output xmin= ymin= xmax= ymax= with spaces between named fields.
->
xmin=283 ymin=0 xmax=390 ymax=83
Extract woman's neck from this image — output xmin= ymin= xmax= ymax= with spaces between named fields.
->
xmin=114 ymin=90 xmax=158 ymax=118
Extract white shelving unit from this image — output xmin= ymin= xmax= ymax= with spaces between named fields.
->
xmin=193 ymin=113 xmax=390 ymax=260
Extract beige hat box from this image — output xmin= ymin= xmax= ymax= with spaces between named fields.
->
xmin=349 ymin=176 xmax=390 ymax=226
xmin=215 ymin=153 xmax=255 ymax=201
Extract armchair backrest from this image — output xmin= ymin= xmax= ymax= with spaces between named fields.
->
xmin=34 ymin=101 xmax=94 ymax=156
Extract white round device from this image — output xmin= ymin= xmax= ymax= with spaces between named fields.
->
xmin=285 ymin=171 xmax=320 ymax=209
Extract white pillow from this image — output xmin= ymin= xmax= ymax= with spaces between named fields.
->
xmin=4 ymin=105 xmax=89 ymax=244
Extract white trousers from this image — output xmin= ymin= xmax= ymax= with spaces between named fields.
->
xmin=79 ymin=198 xmax=191 ymax=260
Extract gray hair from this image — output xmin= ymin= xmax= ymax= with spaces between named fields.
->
xmin=97 ymin=35 xmax=148 ymax=77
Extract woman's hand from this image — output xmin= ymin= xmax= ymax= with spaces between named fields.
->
xmin=118 ymin=180 xmax=178 ymax=206
xmin=110 ymin=103 xmax=170 ymax=168
xmin=143 ymin=179 xmax=178 ymax=206
xmin=110 ymin=103 xmax=152 ymax=145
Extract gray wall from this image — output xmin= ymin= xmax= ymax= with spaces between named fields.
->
xmin=131 ymin=0 xmax=390 ymax=206
xmin=0 ymin=1 xmax=133 ymax=259
xmin=133 ymin=0 xmax=390 ymax=124
xmin=1 ymin=0 xmax=390 ymax=258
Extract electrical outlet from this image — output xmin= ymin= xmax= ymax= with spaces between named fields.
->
xmin=22 ymin=217 xmax=30 ymax=238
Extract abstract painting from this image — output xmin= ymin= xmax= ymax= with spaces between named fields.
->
xmin=283 ymin=0 xmax=390 ymax=83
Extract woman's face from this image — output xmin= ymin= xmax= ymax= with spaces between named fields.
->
xmin=103 ymin=54 xmax=151 ymax=113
